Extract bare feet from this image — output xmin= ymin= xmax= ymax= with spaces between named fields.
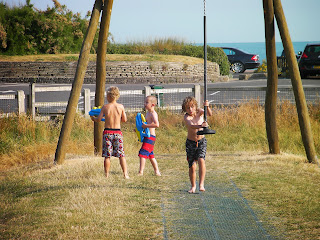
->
xmin=155 ymin=171 xmax=161 ymax=176
xmin=188 ymin=187 xmax=196 ymax=194
xmin=199 ymin=185 xmax=205 ymax=192
xmin=138 ymin=172 xmax=143 ymax=176
xmin=124 ymin=174 xmax=130 ymax=179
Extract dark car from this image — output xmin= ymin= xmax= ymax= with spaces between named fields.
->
xmin=277 ymin=50 xmax=300 ymax=74
xmin=221 ymin=47 xmax=260 ymax=73
xmin=280 ymin=50 xmax=300 ymax=59
xmin=298 ymin=43 xmax=320 ymax=78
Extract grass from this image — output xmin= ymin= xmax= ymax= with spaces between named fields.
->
xmin=0 ymin=156 xmax=163 ymax=239
xmin=1 ymin=153 xmax=319 ymax=239
xmin=215 ymin=152 xmax=320 ymax=240
xmin=0 ymin=102 xmax=320 ymax=239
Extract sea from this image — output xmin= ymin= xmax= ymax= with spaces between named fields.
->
xmin=207 ymin=41 xmax=319 ymax=63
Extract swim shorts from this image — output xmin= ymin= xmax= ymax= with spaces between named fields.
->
xmin=186 ymin=137 xmax=207 ymax=168
xmin=138 ymin=135 xmax=156 ymax=159
xmin=102 ymin=128 xmax=125 ymax=158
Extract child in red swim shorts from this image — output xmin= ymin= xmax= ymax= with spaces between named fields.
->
xmin=91 ymin=86 xmax=129 ymax=179
xmin=138 ymin=96 xmax=161 ymax=176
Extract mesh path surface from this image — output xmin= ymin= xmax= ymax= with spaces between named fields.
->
xmin=161 ymin=170 xmax=275 ymax=240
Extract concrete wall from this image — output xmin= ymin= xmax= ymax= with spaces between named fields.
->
xmin=0 ymin=61 xmax=228 ymax=84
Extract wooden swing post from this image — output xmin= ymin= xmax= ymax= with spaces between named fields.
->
xmin=54 ymin=0 xmax=103 ymax=164
xmin=273 ymin=0 xmax=318 ymax=164
xmin=263 ymin=0 xmax=280 ymax=154
xmin=94 ymin=0 xmax=114 ymax=155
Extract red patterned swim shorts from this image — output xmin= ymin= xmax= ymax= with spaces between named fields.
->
xmin=102 ymin=128 xmax=125 ymax=158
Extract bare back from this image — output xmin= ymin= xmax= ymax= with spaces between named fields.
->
xmin=102 ymin=102 xmax=126 ymax=129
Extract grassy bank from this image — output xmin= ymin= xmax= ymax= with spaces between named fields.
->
xmin=0 ymin=102 xmax=320 ymax=239
xmin=0 ymin=53 xmax=204 ymax=65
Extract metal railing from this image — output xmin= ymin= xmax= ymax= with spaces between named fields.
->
xmin=208 ymin=87 xmax=320 ymax=106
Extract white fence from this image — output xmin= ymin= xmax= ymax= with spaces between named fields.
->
xmin=1 ymin=83 xmax=319 ymax=120
xmin=0 ymin=90 xmax=25 ymax=117
xmin=0 ymin=83 xmax=201 ymax=120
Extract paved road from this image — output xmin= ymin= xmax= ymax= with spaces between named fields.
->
xmin=1 ymin=78 xmax=319 ymax=94
xmin=1 ymin=77 xmax=319 ymax=114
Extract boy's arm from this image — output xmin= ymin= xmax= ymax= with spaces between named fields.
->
xmin=90 ymin=106 xmax=105 ymax=122
xmin=204 ymin=100 xmax=213 ymax=117
xmin=198 ymin=108 xmax=205 ymax=116
xmin=142 ymin=111 xmax=159 ymax=128
xmin=184 ymin=114 xmax=207 ymax=129
xmin=121 ymin=105 xmax=127 ymax=122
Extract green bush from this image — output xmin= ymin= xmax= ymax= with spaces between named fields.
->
xmin=207 ymin=46 xmax=230 ymax=76
xmin=0 ymin=0 xmax=100 ymax=55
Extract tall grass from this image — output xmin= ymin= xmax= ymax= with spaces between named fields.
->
xmin=106 ymin=37 xmax=230 ymax=75
xmin=108 ymin=38 xmax=187 ymax=55
xmin=1 ymin=101 xmax=319 ymax=169
xmin=0 ymin=114 xmax=93 ymax=170
xmin=108 ymin=37 xmax=186 ymax=55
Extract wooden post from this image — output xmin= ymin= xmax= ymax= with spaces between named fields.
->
xmin=273 ymin=0 xmax=318 ymax=164
xmin=54 ymin=0 xmax=103 ymax=165
xmin=17 ymin=90 xmax=25 ymax=115
xmin=263 ymin=0 xmax=280 ymax=154
xmin=194 ymin=84 xmax=201 ymax=104
xmin=94 ymin=0 xmax=114 ymax=155
xmin=83 ymin=88 xmax=91 ymax=118
xmin=29 ymin=82 xmax=35 ymax=119
xmin=144 ymin=86 xmax=151 ymax=98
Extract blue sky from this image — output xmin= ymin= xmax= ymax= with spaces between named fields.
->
xmin=3 ymin=0 xmax=320 ymax=44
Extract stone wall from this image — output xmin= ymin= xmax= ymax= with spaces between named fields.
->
xmin=0 ymin=61 xmax=228 ymax=84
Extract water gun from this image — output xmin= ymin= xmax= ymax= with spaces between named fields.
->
xmin=135 ymin=112 xmax=150 ymax=142
xmin=88 ymin=106 xmax=105 ymax=122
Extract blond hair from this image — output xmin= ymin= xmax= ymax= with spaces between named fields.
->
xmin=147 ymin=95 xmax=157 ymax=105
xmin=182 ymin=96 xmax=198 ymax=112
xmin=107 ymin=86 xmax=120 ymax=101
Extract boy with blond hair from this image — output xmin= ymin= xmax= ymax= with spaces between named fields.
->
xmin=182 ymin=96 xmax=212 ymax=193
xmin=138 ymin=95 xmax=161 ymax=176
xmin=91 ymin=86 xmax=129 ymax=179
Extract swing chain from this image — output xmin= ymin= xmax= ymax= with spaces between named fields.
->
xmin=203 ymin=0 xmax=206 ymax=16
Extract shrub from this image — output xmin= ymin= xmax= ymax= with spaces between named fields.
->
xmin=255 ymin=60 xmax=267 ymax=73
xmin=0 ymin=0 xmax=102 ymax=55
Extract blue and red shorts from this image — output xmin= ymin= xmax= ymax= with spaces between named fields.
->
xmin=138 ymin=135 xmax=156 ymax=159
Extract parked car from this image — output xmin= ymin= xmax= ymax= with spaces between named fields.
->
xmin=298 ymin=43 xmax=320 ymax=78
xmin=279 ymin=49 xmax=300 ymax=59
xmin=221 ymin=47 xmax=260 ymax=73
xmin=277 ymin=50 xmax=300 ymax=75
